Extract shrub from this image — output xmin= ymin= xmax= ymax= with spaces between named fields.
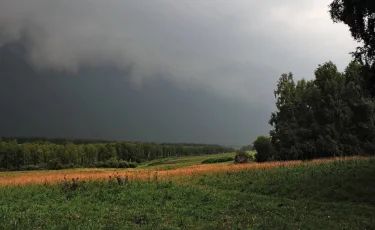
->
xmin=93 ymin=161 xmax=109 ymax=168
xmin=201 ymin=157 xmax=234 ymax=164
xmin=128 ymin=162 xmax=138 ymax=168
xmin=61 ymin=163 xmax=76 ymax=169
xmin=20 ymin=165 xmax=41 ymax=171
xmin=107 ymin=157 xmax=119 ymax=168
xmin=234 ymin=150 xmax=254 ymax=163
xmin=118 ymin=160 xmax=129 ymax=168
xmin=47 ymin=158 xmax=63 ymax=170
xmin=253 ymin=136 xmax=273 ymax=162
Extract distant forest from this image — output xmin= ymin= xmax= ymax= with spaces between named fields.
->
xmin=0 ymin=138 xmax=234 ymax=171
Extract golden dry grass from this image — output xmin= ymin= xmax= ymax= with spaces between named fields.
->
xmin=0 ymin=156 xmax=369 ymax=186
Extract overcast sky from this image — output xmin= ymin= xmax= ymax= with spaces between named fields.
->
xmin=0 ymin=0 xmax=357 ymax=145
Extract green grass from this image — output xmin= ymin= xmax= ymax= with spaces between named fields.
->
xmin=201 ymin=156 xmax=234 ymax=164
xmin=0 ymin=158 xmax=374 ymax=229
xmin=139 ymin=152 xmax=237 ymax=170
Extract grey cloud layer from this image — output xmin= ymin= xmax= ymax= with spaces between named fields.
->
xmin=0 ymin=0 xmax=357 ymax=105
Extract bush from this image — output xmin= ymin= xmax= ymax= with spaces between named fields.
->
xmin=47 ymin=158 xmax=63 ymax=170
xmin=20 ymin=165 xmax=41 ymax=171
xmin=60 ymin=163 xmax=77 ymax=169
xmin=234 ymin=150 xmax=254 ymax=163
xmin=94 ymin=161 xmax=110 ymax=168
xmin=128 ymin=162 xmax=138 ymax=168
xmin=118 ymin=160 xmax=129 ymax=168
xmin=253 ymin=136 xmax=273 ymax=162
xmin=107 ymin=157 xmax=119 ymax=168
xmin=201 ymin=157 xmax=234 ymax=164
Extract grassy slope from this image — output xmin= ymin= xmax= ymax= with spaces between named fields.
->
xmin=0 ymin=152 xmax=238 ymax=177
xmin=0 ymin=158 xmax=374 ymax=229
xmin=139 ymin=152 xmax=238 ymax=170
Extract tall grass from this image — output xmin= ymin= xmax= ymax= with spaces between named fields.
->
xmin=0 ymin=156 xmax=371 ymax=186
xmin=0 ymin=157 xmax=374 ymax=229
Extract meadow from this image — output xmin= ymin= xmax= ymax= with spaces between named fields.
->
xmin=0 ymin=154 xmax=374 ymax=229
xmin=139 ymin=152 xmax=237 ymax=169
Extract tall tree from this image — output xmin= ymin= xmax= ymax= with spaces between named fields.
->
xmin=343 ymin=61 xmax=375 ymax=154
xmin=269 ymin=73 xmax=298 ymax=160
xmin=312 ymin=62 xmax=346 ymax=157
xmin=329 ymin=0 xmax=375 ymax=95
xmin=269 ymin=61 xmax=375 ymax=160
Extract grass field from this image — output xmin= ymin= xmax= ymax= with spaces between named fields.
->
xmin=139 ymin=152 xmax=238 ymax=169
xmin=0 ymin=155 xmax=374 ymax=229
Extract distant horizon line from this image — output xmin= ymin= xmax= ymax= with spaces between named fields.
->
xmin=0 ymin=136 xmax=241 ymax=147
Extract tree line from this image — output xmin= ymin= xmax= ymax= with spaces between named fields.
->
xmin=0 ymin=139 xmax=233 ymax=170
xmin=268 ymin=61 xmax=375 ymax=160
xmin=253 ymin=0 xmax=375 ymax=161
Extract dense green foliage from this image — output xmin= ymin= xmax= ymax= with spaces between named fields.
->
xmin=253 ymin=136 xmax=273 ymax=162
xmin=258 ymin=0 xmax=375 ymax=160
xmin=0 ymin=139 xmax=233 ymax=171
xmin=269 ymin=61 xmax=375 ymax=160
xmin=0 ymin=158 xmax=374 ymax=229
xmin=201 ymin=156 xmax=234 ymax=164
xmin=234 ymin=150 xmax=255 ymax=163
xmin=329 ymin=0 xmax=375 ymax=96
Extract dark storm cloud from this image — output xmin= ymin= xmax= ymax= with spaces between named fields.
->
xmin=0 ymin=0 xmax=358 ymax=145
xmin=0 ymin=0 xmax=356 ymax=100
